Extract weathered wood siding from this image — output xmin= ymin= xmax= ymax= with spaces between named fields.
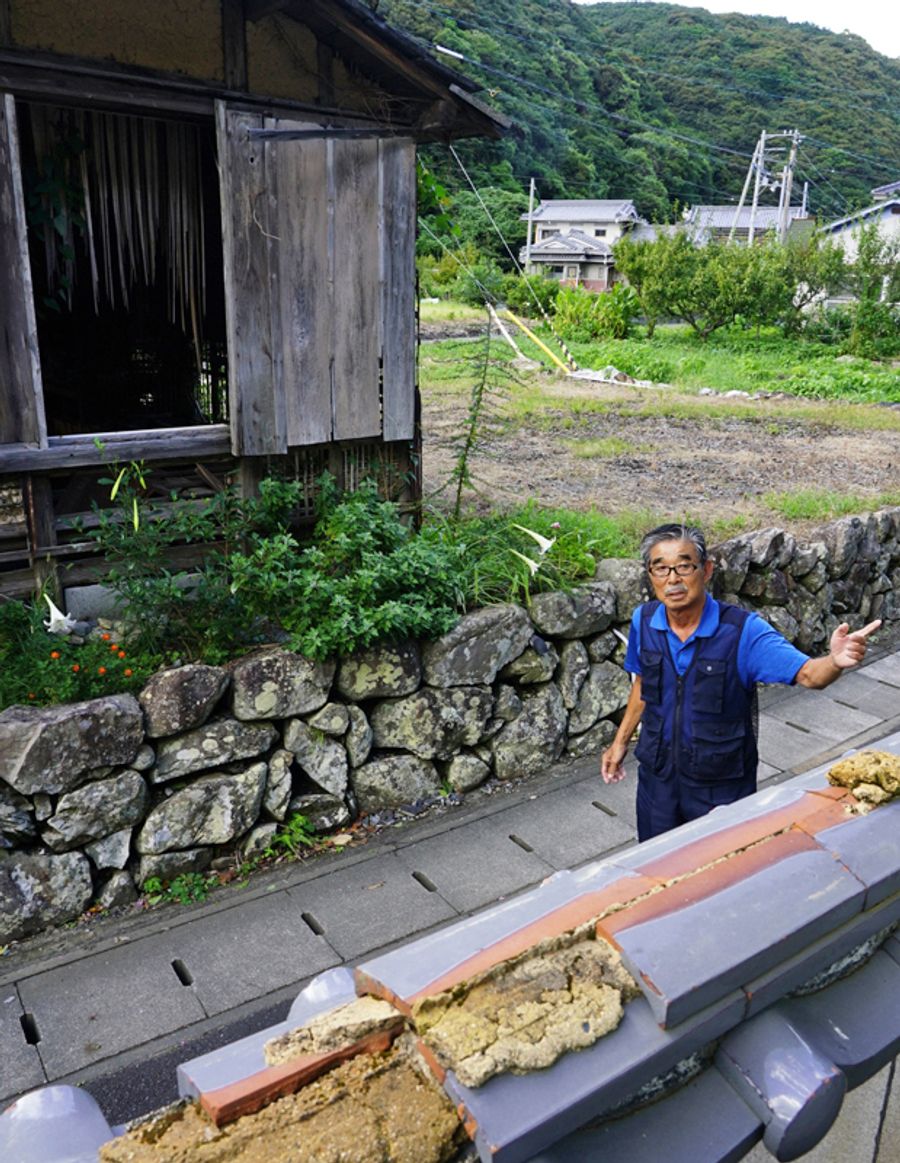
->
xmin=218 ymin=102 xmax=416 ymax=457
xmin=0 ymin=93 xmax=45 ymax=446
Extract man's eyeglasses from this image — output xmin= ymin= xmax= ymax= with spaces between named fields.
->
xmin=648 ymin=562 xmax=702 ymax=579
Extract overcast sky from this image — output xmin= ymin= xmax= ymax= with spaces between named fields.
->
xmin=574 ymin=1 xmax=900 ymax=59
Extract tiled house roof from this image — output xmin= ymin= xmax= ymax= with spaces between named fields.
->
xmin=12 ymin=737 xmax=898 ymax=1162
xmin=521 ymin=229 xmax=614 ymax=263
xmin=526 ymin=199 xmax=641 ymax=224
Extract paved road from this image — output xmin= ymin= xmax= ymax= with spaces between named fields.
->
xmin=2 ymin=646 xmax=900 ymax=1128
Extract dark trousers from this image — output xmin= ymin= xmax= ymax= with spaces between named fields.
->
xmin=636 ymin=764 xmax=757 ymax=841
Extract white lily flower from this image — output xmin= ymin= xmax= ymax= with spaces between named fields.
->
xmin=44 ymin=595 xmax=77 ymax=635
xmin=510 ymin=549 xmax=541 ymax=577
xmin=511 ymin=523 xmax=556 ymax=556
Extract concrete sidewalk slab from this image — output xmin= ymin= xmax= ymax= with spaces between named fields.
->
xmin=484 ymin=778 xmax=634 ymax=869
xmin=825 ymin=671 xmax=900 ymax=719
xmin=284 ymin=853 xmax=455 ymax=960
xmin=392 ymin=815 xmax=555 ymax=912
xmin=860 ymin=654 xmax=900 ymax=687
xmin=764 ymin=690 xmax=882 ymax=741
xmin=17 ymin=938 xmax=208 ymax=1078
xmin=757 ymin=714 xmax=837 ymax=769
xmin=160 ymin=893 xmax=340 ymax=1017
xmin=0 ymin=989 xmax=45 ymax=1100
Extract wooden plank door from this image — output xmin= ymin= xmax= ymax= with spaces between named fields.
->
xmin=0 ymin=93 xmax=46 ymax=447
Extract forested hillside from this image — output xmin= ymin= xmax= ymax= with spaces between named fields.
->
xmin=378 ymin=0 xmax=900 ymax=224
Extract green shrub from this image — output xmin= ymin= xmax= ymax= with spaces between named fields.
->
xmin=0 ymin=598 xmax=154 ymax=711
xmin=499 ymin=273 xmax=560 ymax=316
xmin=553 ymin=284 xmax=640 ymax=342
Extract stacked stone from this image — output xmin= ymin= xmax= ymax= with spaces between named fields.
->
xmin=2 ymin=507 xmax=900 ymax=942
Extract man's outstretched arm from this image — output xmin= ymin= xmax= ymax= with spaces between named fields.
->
xmin=795 ymin=619 xmax=881 ymax=689
xmin=601 ymin=676 xmax=644 ymax=784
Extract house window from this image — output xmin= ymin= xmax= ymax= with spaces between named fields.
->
xmin=566 ymin=266 xmax=579 ymax=278
xmin=539 ymin=228 xmax=559 ymax=240
xmin=550 ymin=265 xmax=564 ymax=277
xmin=594 ymin=228 xmax=606 ymax=237
xmin=16 ymin=101 xmax=228 ymax=437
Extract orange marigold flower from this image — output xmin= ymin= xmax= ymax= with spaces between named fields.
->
xmin=27 ymin=692 xmax=36 ymax=700
xmin=118 ymin=651 xmax=127 ymax=659
xmin=97 ymin=666 xmax=107 ymax=676
xmin=101 ymin=633 xmax=111 ymax=641
xmin=109 ymin=644 xmax=119 ymax=652
xmin=72 ymin=664 xmax=80 ymax=672
xmin=124 ymin=668 xmax=133 ymax=677
xmin=50 ymin=650 xmax=61 ymax=659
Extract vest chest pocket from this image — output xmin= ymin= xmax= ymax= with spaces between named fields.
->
xmin=688 ymin=717 xmax=747 ymax=782
xmin=693 ymin=657 xmax=727 ymax=715
xmin=640 ymin=651 xmax=664 ymax=705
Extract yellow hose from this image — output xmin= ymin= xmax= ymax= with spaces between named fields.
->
xmin=500 ymin=309 xmax=571 ymax=372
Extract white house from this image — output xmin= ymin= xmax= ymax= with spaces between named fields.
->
xmin=519 ymin=199 xmax=642 ymax=289
xmin=820 ymin=197 xmax=900 ymax=263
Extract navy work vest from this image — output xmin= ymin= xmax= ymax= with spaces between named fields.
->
xmin=633 ymin=600 xmax=758 ymax=784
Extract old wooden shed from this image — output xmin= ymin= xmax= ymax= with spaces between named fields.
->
xmin=0 ymin=0 xmax=503 ymax=597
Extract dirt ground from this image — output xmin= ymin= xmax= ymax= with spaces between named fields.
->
xmin=419 ymin=342 xmax=900 ymax=540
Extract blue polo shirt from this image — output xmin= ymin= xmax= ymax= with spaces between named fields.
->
xmin=624 ymin=593 xmax=809 ymax=687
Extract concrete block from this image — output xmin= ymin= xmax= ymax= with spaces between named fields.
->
xmin=392 ymin=816 xmax=555 ymax=913
xmin=285 ymin=853 xmax=455 ymax=960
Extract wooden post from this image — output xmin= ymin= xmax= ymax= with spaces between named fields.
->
xmin=222 ymin=0 xmax=248 ymax=90
xmin=23 ymin=475 xmax=59 ymax=596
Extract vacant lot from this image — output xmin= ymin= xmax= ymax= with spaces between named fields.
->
xmin=420 ymin=341 xmax=900 ymax=539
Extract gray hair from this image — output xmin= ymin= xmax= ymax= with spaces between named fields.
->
xmin=639 ymin=523 xmax=707 ymax=569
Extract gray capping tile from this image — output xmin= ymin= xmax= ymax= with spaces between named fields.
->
xmin=816 ymin=800 xmax=900 ymax=908
xmin=284 ymin=852 xmax=456 ymax=960
xmin=524 ymin=1065 xmax=762 ymax=1163
xmin=391 ymin=816 xmax=555 ymax=913
xmin=0 ymin=1085 xmax=114 ymax=1163
xmin=716 ymin=1008 xmax=847 ymax=1161
xmin=0 ymin=988 xmax=46 ymax=1106
xmin=743 ymin=893 xmax=900 ymax=1017
xmin=356 ymin=866 xmax=645 ymax=1002
xmin=442 ymin=990 xmax=746 ymax=1163
xmin=16 ymin=937 xmax=207 ymax=1078
xmin=782 ymin=948 xmax=900 ymax=1088
xmin=859 ymin=656 xmax=900 ymax=688
xmin=612 ymin=848 xmax=865 ymax=1028
xmin=604 ymin=782 xmax=811 ymax=874
xmin=177 ymin=968 xmax=356 ymax=1100
xmin=165 ymin=893 xmax=341 ymax=1016
xmin=826 ymin=671 xmax=900 ymax=718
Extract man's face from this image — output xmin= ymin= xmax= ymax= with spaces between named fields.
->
xmin=646 ymin=538 xmax=713 ymax=614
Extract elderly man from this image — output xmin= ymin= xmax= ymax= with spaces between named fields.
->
xmin=601 ymin=522 xmax=881 ymax=841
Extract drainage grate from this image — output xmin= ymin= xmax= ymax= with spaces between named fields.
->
xmin=509 ymin=834 xmax=534 ymax=853
xmin=171 ymin=959 xmax=194 ymax=986
xmin=412 ymin=871 xmax=438 ymax=893
xmin=20 ymin=1012 xmax=41 ymax=1045
xmin=301 ymin=912 xmax=325 ymax=936
xmin=592 ymin=801 xmax=618 ymax=817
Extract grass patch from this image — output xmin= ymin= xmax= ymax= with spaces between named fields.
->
xmin=420 ymin=300 xmax=489 ymax=324
xmin=763 ymin=488 xmax=900 ymax=522
xmin=565 ymin=436 xmax=643 ymax=458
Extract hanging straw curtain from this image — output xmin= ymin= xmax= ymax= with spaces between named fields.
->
xmin=27 ymin=104 xmax=207 ymax=344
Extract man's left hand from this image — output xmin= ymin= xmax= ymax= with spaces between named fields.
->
xmin=829 ymin=620 xmax=882 ymax=669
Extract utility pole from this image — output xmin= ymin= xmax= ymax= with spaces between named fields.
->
xmin=747 ymin=130 xmax=766 ymax=246
xmin=525 ymin=177 xmax=536 ymax=268
xmin=730 ymin=134 xmax=762 ymax=243
xmin=777 ymin=129 xmax=801 ymax=243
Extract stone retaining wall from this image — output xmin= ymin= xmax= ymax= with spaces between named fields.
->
xmin=1 ymin=511 xmax=898 ymax=941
